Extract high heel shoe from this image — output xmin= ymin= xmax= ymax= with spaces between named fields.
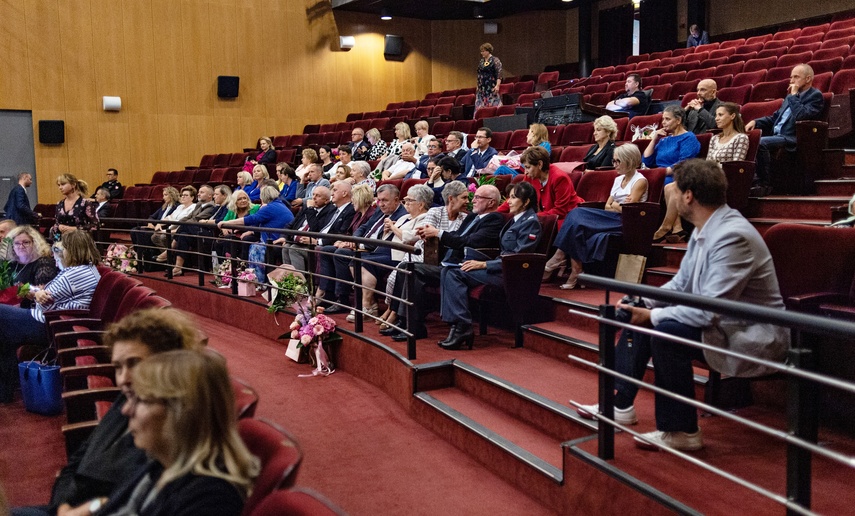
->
xmin=440 ymin=324 xmax=474 ymax=350
xmin=155 ymin=251 xmax=168 ymax=262
xmin=559 ymin=269 xmax=582 ymax=290
xmin=665 ymin=230 xmax=689 ymax=244
xmin=376 ymin=309 xmax=391 ymax=325
xmin=169 ymin=267 xmax=184 ymax=277
xmin=542 ymin=258 xmax=567 ymax=281
xmin=652 ymin=228 xmax=672 ymax=243
xmin=438 ymin=325 xmax=457 ymax=347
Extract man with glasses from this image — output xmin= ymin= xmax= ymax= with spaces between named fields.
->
xmin=460 ymin=128 xmax=498 ymax=178
xmin=350 ymin=127 xmax=371 ymax=161
xmin=443 ymin=131 xmax=467 ymax=162
xmin=402 ymin=185 xmax=504 ymax=340
xmin=410 ymin=137 xmax=445 ymax=178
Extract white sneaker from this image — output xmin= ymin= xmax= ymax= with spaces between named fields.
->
xmin=634 ymin=429 xmax=704 ymax=451
xmin=574 ymin=402 xmax=638 ymax=425
xmin=346 ymin=310 xmax=356 ymax=323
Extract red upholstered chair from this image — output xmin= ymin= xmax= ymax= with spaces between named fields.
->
xmin=682 ymin=51 xmax=709 ymax=63
xmin=670 ymin=47 xmax=694 ymax=57
xmin=561 ymin=122 xmax=593 ymax=146
xmin=647 ymin=84 xmax=672 ymax=102
xmin=823 ymin=29 xmax=855 ymax=43
xmin=755 ymin=48 xmax=782 ymax=60
xmin=437 ymin=95 xmax=456 ymax=105
xmin=613 ymin=63 xmax=636 ymax=73
xmin=606 ymin=81 xmax=626 ymax=93
xmin=777 ymin=51 xmax=813 ymax=69
xmin=684 ymin=66 xmax=718 ymax=80
xmin=507 ymin=129 xmax=530 ymax=151
xmin=732 ymin=70 xmax=767 ymax=87
xmin=418 ymin=98 xmax=437 ymax=107
xmin=636 ymin=59 xmax=660 ymax=70
xmin=584 ymin=82 xmax=608 ymax=94
xmin=763 ymin=38 xmax=794 ymax=51
xmin=720 ymin=129 xmax=762 ymax=212
xmin=646 ymin=64 xmax=673 ymax=76
xmin=334 ymin=122 xmax=352 ymax=132
xmin=591 ymin=66 xmax=615 ymax=76
xmin=362 ymin=111 xmax=380 ymax=120
xmin=559 ymin=145 xmax=592 ymax=162
xmin=495 ymin=105 xmax=517 ymax=116
xmin=807 ymin=57 xmax=843 ymax=76
xmin=238 ymin=418 xmax=303 ymax=516
xmin=490 ymin=131 xmax=512 ymax=152
xmin=743 ymin=57 xmax=778 ymax=74
xmin=599 ymin=72 xmax=626 ymax=84
xmin=680 ymin=92 xmax=698 ymax=108
xmin=432 ymin=103 xmax=453 ymax=118
xmin=424 ymin=92 xmax=440 ymax=100
xmin=401 ymin=100 xmax=419 ymax=109
xmin=378 ymin=109 xmax=395 ymax=118
xmin=740 ymin=99 xmax=784 ymax=122
xmin=400 ymin=178 xmax=428 ymax=199
xmin=513 ymin=81 xmax=535 ymax=95
xmin=709 ymin=75 xmax=732 ymax=89
xmin=626 ymin=54 xmax=648 ymax=65
xmin=789 ymin=42 xmax=822 ymax=55
xmin=745 ymin=34 xmax=772 ymax=46
xmin=794 ymin=31 xmax=825 ymax=44
xmin=649 ymin=50 xmax=672 ymax=60
xmin=811 ymin=71 xmax=833 ymax=93
xmin=669 ymin=80 xmax=700 ymax=100
xmin=622 ymin=113 xmax=662 ymax=141
xmin=248 ymin=488 xmax=347 ymax=516
xmin=588 ymin=92 xmax=615 ymax=106
xmin=694 ymin=42 xmax=720 ymax=53
xmin=453 ymin=119 xmax=477 ymax=134
xmin=209 ymin=168 xmax=227 ymax=184
xmin=455 ymin=93 xmax=475 ymax=106
xmin=828 ymin=18 xmax=855 ymax=31
xmin=773 ymin=28 xmax=802 ymax=41
xmin=413 ymin=105 xmax=433 ymax=119
xmin=709 ymin=47 xmax=737 ymax=60
xmin=750 ymin=80 xmax=789 ymax=102
xmin=727 ymin=51 xmax=757 ymax=64
xmin=659 ymin=56 xmax=682 ymax=67
xmin=829 ymin=69 xmax=855 ymax=95
xmin=733 ymin=43 xmax=765 ymax=55
xmin=474 ymin=106 xmax=497 ymax=120
xmin=716 ymin=85 xmax=752 ymax=105
xmin=659 ymin=70 xmax=686 ymax=85
xmin=537 ymin=71 xmax=559 ymax=86
xmin=212 ymin=153 xmax=232 ymax=168
xmin=345 ymin=112 xmax=362 ymax=122
xmin=813 ymin=45 xmax=851 ymax=61
xmin=765 ymin=66 xmax=793 ymax=82
xmin=719 ymin=39 xmax=745 ymax=50
xmin=432 ymin=121 xmax=453 ymax=138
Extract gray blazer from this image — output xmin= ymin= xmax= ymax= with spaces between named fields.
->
xmin=649 ymin=205 xmax=790 ymax=377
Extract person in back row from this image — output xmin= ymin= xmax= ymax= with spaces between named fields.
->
xmin=684 ymin=79 xmax=721 ymax=135
xmin=605 ymin=74 xmax=649 ymax=119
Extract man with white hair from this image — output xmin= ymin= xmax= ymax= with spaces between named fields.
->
xmin=381 ymin=142 xmax=418 ymax=181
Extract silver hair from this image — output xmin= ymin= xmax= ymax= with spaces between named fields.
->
xmin=441 ymin=181 xmax=468 ymax=201
xmin=406 ymin=184 xmax=434 ymax=210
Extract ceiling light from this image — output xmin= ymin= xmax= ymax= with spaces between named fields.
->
xmin=380 ymin=8 xmax=391 ymax=20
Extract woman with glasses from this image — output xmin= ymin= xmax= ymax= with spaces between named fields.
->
xmin=151 ymin=186 xmax=197 ymax=263
xmin=5 ymin=226 xmax=58 ymax=307
xmin=439 ymin=182 xmax=540 ymax=350
xmin=130 ymin=187 xmax=180 ymax=268
xmin=545 ymin=144 xmax=648 ymax=289
xmin=0 ymin=230 xmax=100 ymax=402
xmin=60 ymin=350 xmax=257 ymax=515
xmin=50 ymin=173 xmax=99 ymax=242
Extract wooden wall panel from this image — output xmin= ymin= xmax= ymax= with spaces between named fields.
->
xmin=708 ymin=0 xmax=853 ymax=36
xmin=0 ymin=0 xmax=31 ymax=109
xmin=24 ymin=0 xmax=64 ymax=112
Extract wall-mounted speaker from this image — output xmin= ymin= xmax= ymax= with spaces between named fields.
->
xmin=39 ymin=120 xmax=65 ymax=144
xmin=217 ymin=76 xmax=240 ymax=98
xmin=384 ymin=35 xmax=403 ymax=56
xmin=484 ymin=22 xmax=498 ymax=34
xmin=339 ymin=36 xmax=355 ymax=50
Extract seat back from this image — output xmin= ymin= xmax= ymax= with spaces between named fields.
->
xmin=639 ymin=167 xmax=667 ymax=204
xmin=248 ymin=488 xmax=346 ymax=516
xmin=777 ymin=51 xmax=813 ymax=69
xmin=490 ymin=131 xmax=512 ymax=152
xmin=231 ymin=377 xmax=259 ymax=419
xmin=619 ymin=202 xmax=662 ymax=256
xmin=238 ymin=418 xmax=303 ymax=515
xmin=560 ymin=122 xmax=593 ymax=146
xmin=829 ymin=69 xmax=855 ymax=95
xmin=807 ymin=57 xmax=843 ymax=76
xmin=508 ymin=129 xmax=530 ymax=150
xmin=535 ymin=213 xmax=558 ymax=254
xmin=717 ymin=84 xmax=752 ymax=105
xmin=576 ymin=170 xmax=617 ymax=202
xmin=740 ymin=99 xmax=784 ymax=122
xmin=110 ymin=285 xmax=156 ymax=322
xmin=750 ymin=80 xmax=789 ymax=102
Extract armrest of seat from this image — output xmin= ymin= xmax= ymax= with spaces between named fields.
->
xmin=473 ymin=248 xmax=501 ymax=260
xmin=60 ymin=364 xmax=116 ymax=381
xmin=620 ymin=202 xmax=662 ymax=256
xmin=43 ymin=309 xmax=91 ymax=324
xmin=500 ymin=253 xmax=548 ymax=314
xmin=57 ymin=346 xmax=111 ymax=368
xmin=787 ymin=292 xmax=849 ymax=311
xmin=62 ymin=387 xmax=120 ymax=424
xmin=49 ymin=318 xmax=104 ymax=336
xmin=579 ymin=201 xmax=606 ymax=210
xmin=423 ymin=237 xmax=440 ymax=267
xmin=62 ymin=420 xmax=100 ymax=458
xmin=53 ymin=330 xmax=104 ymax=350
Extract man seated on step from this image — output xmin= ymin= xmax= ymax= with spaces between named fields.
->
xmin=572 ymin=159 xmax=789 ymax=452
xmin=322 ymin=184 xmax=407 ymax=314
xmin=397 ymin=184 xmax=505 ymax=341
xmin=744 ymin=63 xmax=824 ymax=196
xmin=273 ymin=185 xmax=334 ymax=272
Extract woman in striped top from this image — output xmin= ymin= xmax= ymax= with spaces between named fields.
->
xmin=0 ymin=230 xmax=101 ymax=402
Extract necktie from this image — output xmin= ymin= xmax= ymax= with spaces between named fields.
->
xmin=367 ymin=215 xmax=386 ymax=240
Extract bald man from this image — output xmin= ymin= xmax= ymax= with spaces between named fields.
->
xmin=276 ymin=185 xmax=335 ymax=272
xmin=684 ymin=79 xmax=721 ymax=135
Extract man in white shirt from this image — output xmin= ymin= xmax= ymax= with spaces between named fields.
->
xmin=381 ymin=142 xmax=418 ymax=180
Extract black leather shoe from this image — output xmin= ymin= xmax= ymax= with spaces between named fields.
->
xmin=440 ymin=324 xmax=474 ymax=350
xmin=379 ymin=320 xmax=404 ymax=336
xmin=323 ymin=304 xmax=347 ymax=314
xmin=437 ymin=325 xmax=456 ymax=347
xmin=392 ymin=325 xmax=427 ymax=342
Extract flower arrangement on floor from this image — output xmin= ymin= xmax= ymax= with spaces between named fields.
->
xmin=105 ymin=243 xmax=138 ymax=274
xmin=268 ymin=268 xmax=340 ymax=377
xmin=236 ymin=267 xmax=257 ymax=296
xmin=212 ymin=258 xmax=235 ymax=288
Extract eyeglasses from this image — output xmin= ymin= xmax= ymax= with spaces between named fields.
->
xmin=428 ymin=145 xmax=440 ymax=149
xmin=52 ymin=246 xmax=63 ymax=254
xmin=13 ymin=240 xmax=33 ymax=248
xmin=472 ymin=195 xmax=492 ymax=201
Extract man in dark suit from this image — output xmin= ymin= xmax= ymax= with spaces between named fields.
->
xmin=745 ymin=64 xmax=824 ymax=195
xmin=392 ymin=184 xmax=505 ymax=341
xmin=350 ymin=127 xmax=371 ymax=161
xmin=443 ymin=131 xmax=468 ymax=163
xmin=94 ymin=187 xmax=113 ymax=220
xmin=3 ymin=173 xmax=38 ymax=226
xmin=324 ymin=184 xmax=407 ymax=312
xmin=408 ymin=137 xmax=445 ymax=179
xmin=170 ymin=184 xmax=219 ymax=273
xmin=459 ymin=127 xmax=499 ymax=178
xmin=274 ymin=185 xmax=335 ymax=272
xmin=310 ymin=181 xmax=356 ymax=300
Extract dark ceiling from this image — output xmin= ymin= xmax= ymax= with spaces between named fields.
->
xmin=331 ymin=0 xmax=586 ymax=21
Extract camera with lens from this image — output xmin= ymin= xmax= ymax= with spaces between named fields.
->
xmin=615 ymin=295 xmax=645 ymax=323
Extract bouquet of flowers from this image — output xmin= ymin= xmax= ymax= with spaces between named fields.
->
xmin=288 ymin=303 xmax=338 ymax=377
xmin=267 ymin=270 xmax=308 ymax=314
xmin=212 ymin=258 xmax=235 ymax=288
xmin=105 ymin=243 xmax=138 ymax=274
xmin=237 ymin=268 xmax=257 ymax=283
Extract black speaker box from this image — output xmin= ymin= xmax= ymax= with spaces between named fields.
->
xmin=39 ymin=120 xmax=65 ymax=144
xmin=384 ymin=35 xmax=403 ymax=56
xmin=217 ymin=76 xmax=240 ymax=98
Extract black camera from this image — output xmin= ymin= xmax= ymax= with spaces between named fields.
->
xmin=615 ymin=295 xmax=645 ymax=323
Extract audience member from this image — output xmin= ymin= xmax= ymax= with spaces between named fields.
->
xmin=408 ymin=185 xmax=504 ymax=340
xmin=386 ymin=122 xmax=412 ymax=159
xmin=51 ymin=174 xmax=99 ymax=241
xmin=247 ymin=165 xmax=269 ymax=202
xmin=410 ymin=120 xmax=435 ymax=156
xmin=365 ymin=128 xmax=388 ymax=161
xmin=130 ymin=187 xmax=179 ymax=265
xmin=655 ymin=102 xmax=749 ymax=243
xmin=319 ymin=145 xmax=335 ymax=175
xmin=643 ymin=105 xmax=701 ymax=184
xmin=323 ymin=184 xmax=406 ymax=313
xmin=294 ymin=148 xmax=319 ymax=181
xmin=96 ymin=168 xmax=124 ymax=200
xmin=349 ymin=184 xmax=434 ymax=324
xmin=498 ymin=146 xmax=583 ymax=226
xmin=328 ymin=145 xmax=353 ymax=179
xmin=443 ymin=131 xmax=467 ymax=162
xmin=32 ymin=308 xmax=203 ymax=515
xmin=314 ymin=184 xmax=370 ymax=302
xmin=94 ymin=187 xmax=112 ymax=220
xmin=151 ymin=186 xmax=197 ymax=263
xmin=350 ymin=127 xmax=371 ymax=161
xmin=0 ymin=230 xmax=100 ymax=403
xmin=475 ymin=42 xmax=503 ymax=110
xmin=606 ymin=74 xmax=649 ymax=118
xmin=686 ymin=24 xmax=709 ymax=47
xmin=276 ymin=163 xmax=299 ymax=205
xmin=275 ymin=185 xmax=334 ymax=272
xmin=460 ymin=127 xmax=498 ymax=177
xmin=685 ymin=80 xmax=721 ymax=135
xmin=384 ymin=182 xmax=470 ymax=341
xmin=413 ymin=137 xmax=445 ymax=177
xmin=583 ymin=116 xmax=618 ymax=169
xmin=546 ymin=144 xmax=648 ymax=288
xmin=745 ymin=64 xmax=824 ymax=196
xmin=220 ymin=186 xmax=294 ymax=288
xmin=0 ymin=219 xmax=17 ymax=261
xmin=214 ymin=190 xmax=259 ymax=265
xmin=235 ymin=171 xmax=253 ymax=196
xmin=349 ymin=160 xmax=376 ymax=191
xmin=381 ymin=142 xmax=418 ymax=180
xmin=494 ymin=123 xmax=551 ymax=176
xmin=165 ymin=185 xmax=218 ymax=276
xmin=578 ymin=159 xmax=789 ymax=452
xmin=293 ymin=164 xmax=332 ymax=208
xmin=439 ymin=182 xmax=541 ymax=350
xmin=332 ymin=164 xmax=351 ymax=184
xmin=3 ymin=173 xmax=38 ymax=226
xmin=242 ymin=136 xmax=277 ymax=173
xmin=6 ymin=226 xmax=58 ymax=306
xmin=70 ymin=349 xmax=257 ymax=515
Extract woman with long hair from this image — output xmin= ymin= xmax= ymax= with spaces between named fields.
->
xmin=50 ymin=173 xmax=99 ymax=241
xmin=6 ymin=226 xmax=58 ymax=306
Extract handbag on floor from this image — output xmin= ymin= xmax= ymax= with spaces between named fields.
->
xmin=18 ymin=350 xmax=63 ymax=416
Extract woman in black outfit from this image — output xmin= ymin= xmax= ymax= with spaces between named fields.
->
xmin=6 ymin=226 xmax=58 ymax=307
xmin=583 ymin=115 xmax=618 ymax=170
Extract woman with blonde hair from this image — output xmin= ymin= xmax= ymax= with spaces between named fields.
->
xmin=6 ymin=226 xmax=58 ymax=302
xmin=50 ymin=173 xmax=98 ymax=241
xmin=494 ymin=123 xmax=552 ymax=176
xmin=410 ymin=120 xmax=435 ymax=156
xmin=294 ymin=148 xmax=319 ymax=181
xmin=386 ymin=122 xmax=411 ymax=159
xmin=366 ymin=128 xmax=388 ymax=161
xmin=242 ymin=136 xmax=277 ymax=173
xmin=583 ymin=115 xmax=618 ymax=170
xmin=247 ymin=164 xmax=269 ymax=202
xmin=235 ymin=171 xmax=254 ymax=196
xmin=63 ymin=349 xmax=257 ymax=515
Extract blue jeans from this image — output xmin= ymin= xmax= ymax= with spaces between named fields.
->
xmin=756 ymin=135 xmax=787 ymax=185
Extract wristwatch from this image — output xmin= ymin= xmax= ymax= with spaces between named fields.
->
xmin=88 ymin=498 xmax=104 ymax=514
